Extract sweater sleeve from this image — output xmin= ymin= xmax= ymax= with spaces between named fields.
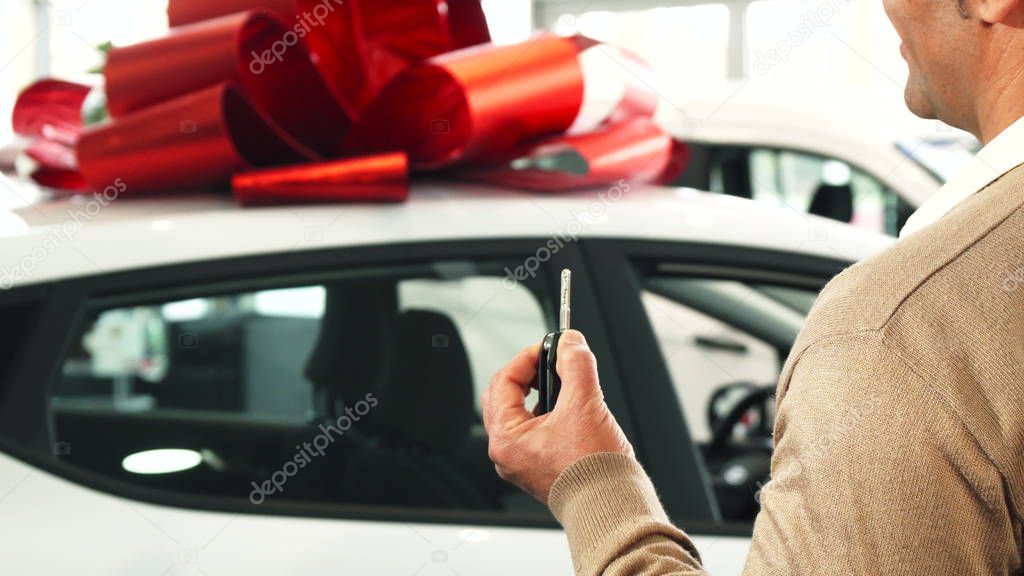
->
xmin=548 ymin=452 xmax=706 ymax=576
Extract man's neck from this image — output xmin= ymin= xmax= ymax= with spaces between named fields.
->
xmin=972 ymin=39 xmax=1024 ymax=145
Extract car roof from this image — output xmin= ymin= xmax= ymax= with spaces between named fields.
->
xmin=0 ymin=175 xmax=892 ymax=287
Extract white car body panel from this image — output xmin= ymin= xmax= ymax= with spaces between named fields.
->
xmin=0 ymin=177 xmax=891 ymax=289
xmin=0 ymin=178 xmax=893 ymax=575
xmin=0 ymin=451 xmax=751 ymax=575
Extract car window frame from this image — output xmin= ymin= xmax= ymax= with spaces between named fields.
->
xmin=583 ymin=238 xmax=848 ymax=536
xmin=0 ymin=238 xmax=635 ymax=531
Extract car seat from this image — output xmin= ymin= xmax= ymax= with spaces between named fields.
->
xmin=341 ymin=309 xmax=488 ymax=509
xmin=808 ymin=182 xmax=854 ymax=223
xmin=304 ymin=280 xmax=488 ymax=509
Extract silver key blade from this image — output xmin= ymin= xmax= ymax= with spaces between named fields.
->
xmin=559 ymin=269 xmax=571 ymax=331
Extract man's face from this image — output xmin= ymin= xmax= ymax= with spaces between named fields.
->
xmin=884 ymin=0 xmax=977 ymax=124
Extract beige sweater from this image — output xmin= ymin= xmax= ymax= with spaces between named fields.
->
xmin=549 ymin=164 xmax=1024 ymax=575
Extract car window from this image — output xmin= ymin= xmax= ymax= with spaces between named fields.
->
xmin=707 ymin=146 xmax=913 ymax=236
xmin=639 ymin=274 xmax=818 ymax=524
xmin=51 ymin=260 xmax=550 ymax=517
xmin=749 ymin=148 xmax=910 ymax=235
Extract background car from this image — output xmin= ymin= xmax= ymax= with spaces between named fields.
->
xmin=0 ymin=176 xmax=891 ymax=575
xmin=661 ymin=92 xmax=979 ymax=236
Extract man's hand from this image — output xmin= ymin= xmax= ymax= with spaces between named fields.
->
xmin=482 ymin=330 xmax=634 ymax=504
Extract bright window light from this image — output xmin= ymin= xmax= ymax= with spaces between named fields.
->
xmin=822 ymin=160 xmax=852 ymax=186
xmin=161 ymin=298 xmax=211 ymax=321
xmin=122 ymin=448 xmax=203 ymax=475
xmin=480 ymin=0 xmax=532 ymax=45
xmin=253 ymin=286 xmax=325 ymax=318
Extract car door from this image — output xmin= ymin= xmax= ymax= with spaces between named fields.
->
xmin=0 ymin=239 xmax=636 ymax=576
xmin=582 ymin=238 xmax=850 ymax=575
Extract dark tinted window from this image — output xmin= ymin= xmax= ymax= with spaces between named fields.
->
xmin=52 ymin=261 xmax=551 ymax=517
xmin=0 ymin=298 xmax=42 ymax=438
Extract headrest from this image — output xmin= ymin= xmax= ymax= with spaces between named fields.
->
xmin=809 ymin=183 xmax=854 ymax=223
xmin=304 ymin=279 xmax=399 ymax=415
xmin=373 ymin=309 xmax=475 ymax=452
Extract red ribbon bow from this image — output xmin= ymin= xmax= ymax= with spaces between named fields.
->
xmin=12 ymin=0 xmax=687 ymax=204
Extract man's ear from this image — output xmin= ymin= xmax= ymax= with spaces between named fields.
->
xmin=974 ymin=0 xmax=1024 ymax=25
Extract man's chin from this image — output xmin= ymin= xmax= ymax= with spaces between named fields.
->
xmin=904 ymin=87 xmax=937 ymax=120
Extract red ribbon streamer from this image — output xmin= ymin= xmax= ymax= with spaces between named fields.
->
xmin=233 ymin=151 xmax=408 ymax=205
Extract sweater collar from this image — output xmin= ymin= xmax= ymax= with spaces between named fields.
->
xmin=900 ymin=115 xmax=1024 ymax=238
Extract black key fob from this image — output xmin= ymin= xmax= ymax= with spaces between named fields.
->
xmin=536 ymin=269 xmax=571 ymax=415
xmin=537 ymin=331 xmax=562 ymax=414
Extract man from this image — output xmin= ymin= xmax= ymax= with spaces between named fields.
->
xmin=483 ymin=0 xmax=1024 ymax=573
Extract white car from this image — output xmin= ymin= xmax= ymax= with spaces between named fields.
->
xmin=0 ymin=175 xmax=891 ymax=575
xmin=661 ymin=96 xmax=978 ymax=236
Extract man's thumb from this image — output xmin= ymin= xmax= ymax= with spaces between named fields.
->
xmin=555 ymin=330 xmax=601 ymax=404
xmin=560 ymin=329 xmax=587 ymax=346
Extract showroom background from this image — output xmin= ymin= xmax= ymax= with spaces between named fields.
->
xmin=2 ymin=0 xmax=948 ymax=146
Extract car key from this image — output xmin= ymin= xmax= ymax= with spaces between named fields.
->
xmin=537 ymin=269 xmax=571 ymax=414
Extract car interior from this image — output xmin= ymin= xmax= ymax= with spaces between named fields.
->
xmin=51 ymin=270 xmax=548 ymax=519
xmin=643 ymin=275 xmax=817 ymax=523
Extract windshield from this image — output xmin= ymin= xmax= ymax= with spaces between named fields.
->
xmin=897 ymin=136 xmax=980 ymax=184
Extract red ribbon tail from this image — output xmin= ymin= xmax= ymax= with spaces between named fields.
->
xmin=232 ymin=152 xmax=409 ymax=205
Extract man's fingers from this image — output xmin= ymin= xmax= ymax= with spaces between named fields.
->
xmin=554 ymin=330 xmax=602 ymax=409
xmin=484 ymin=343 xmax=540 ymax=433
